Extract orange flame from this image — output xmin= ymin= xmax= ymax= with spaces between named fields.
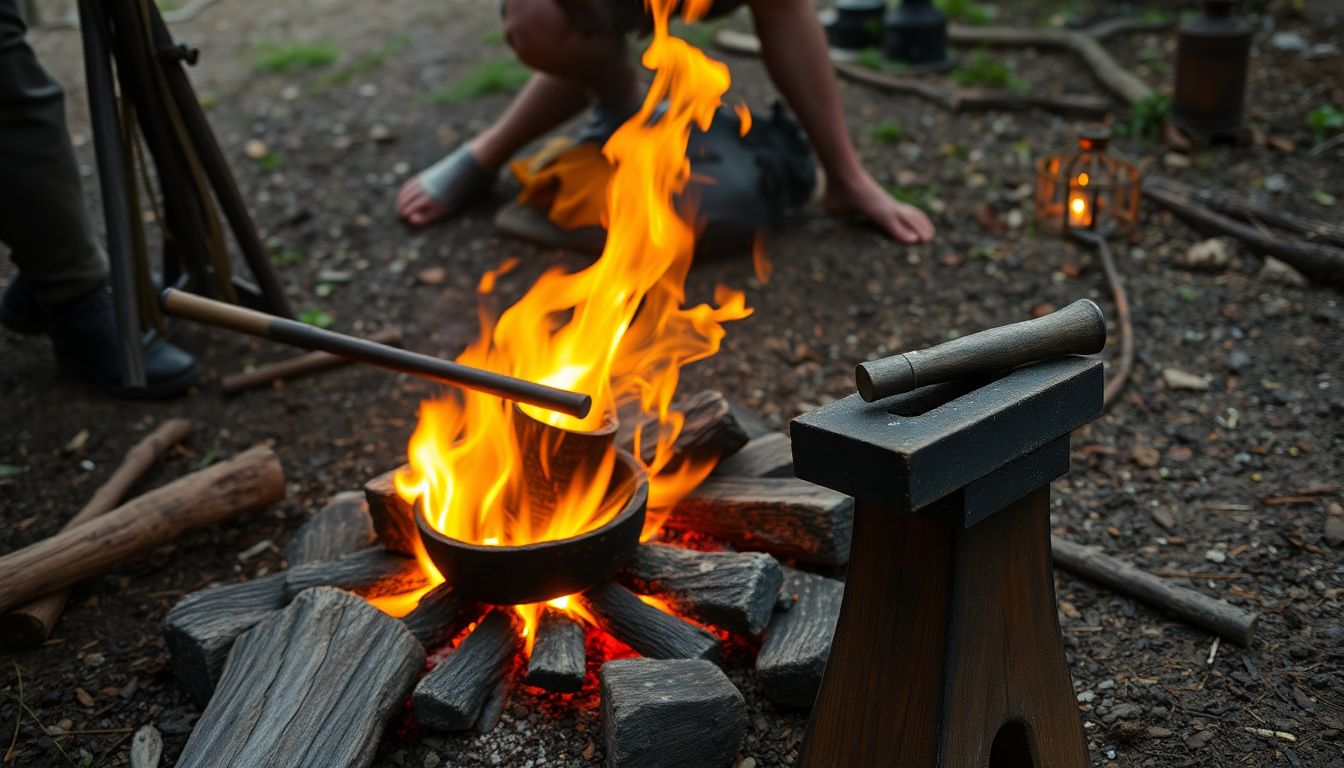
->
xmin=388 ymin=0 xmax=751 ymax=631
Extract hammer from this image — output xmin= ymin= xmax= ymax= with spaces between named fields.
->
xmin=855 ymin=299 xmax=1107 ymax=402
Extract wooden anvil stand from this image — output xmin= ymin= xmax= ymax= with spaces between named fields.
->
xmin=790 ymin=356 xmax=1101 ymax=767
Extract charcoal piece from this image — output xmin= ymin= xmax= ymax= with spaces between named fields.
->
xmin=525 ymin=607 xmax=587 ymax=692
xmin=617 ymin=390 xmax=749 ymax=467
xmin=162 ymin=573 xmax=289 ymax=707
xmin=728 ymin=401 xmax=773 ymax=440
xmin=283 ymin=546 xmax=429 ymax=600
xmin=711 ymin=432 xmax=793 ymax=479
xmin=286 ymin=491 xmax=376 ymax=566
xmin=176 ymin=587 xmax=424 ymax=768
xmin=600 ymin=658 xmax=746 ymax=768
xmin=756 ymin=568 xmax=845 ymax=708
xmin=399 ymin=583 xmax=480 ymax=649
xmin=363 ymin=468 xmax=418 ymax=555
xmin=475 ymin=677 xmax=511 ymax=734
xmin=413 ymin=609 xmax=522 ymax=731
xmin=664 ymin=477 xmax=853 ymax=565
xmin=615 ymin=544 xmax=782 ymax=635
xmin=578 ymin=582 xmax=720 ymax=661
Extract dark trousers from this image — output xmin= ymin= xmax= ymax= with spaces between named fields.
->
xmin=0 ymin=0 xmax=106 ymax=304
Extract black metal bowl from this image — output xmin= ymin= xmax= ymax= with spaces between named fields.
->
xmin=414 ymin=449 xmax=648 ymax=605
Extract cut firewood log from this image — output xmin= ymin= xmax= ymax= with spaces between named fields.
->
xmin=176 ymin=587 xmax=424 ymax=768
xmin=615 ymin=544 xmax=783 ymax=636
xmin=728 ymin=402 xmax=773 ymax=440
xmin=413 ymin=609 xmax=522 ymax=731
xmin=1051 ymin=536 xmax=1259 ymax=645
xmin=0 ymin=418 xmax=193 ymax=648
xmin=711 ymin=432 xmax=793 ymax=479
xmin=399 ymin=583 xmax=480 ymax=649
xmin=578 ymin=582 xmax=721 ymax=662
xmin=283 ymin=546 xmax=429 ymax=600
xmin=600 ymin=658 xmax=746 ymax=768
xmin=755 ymin=568 xmax=845 ymax=708
xmin=363 ymin=468 xmax=417 ymax=556
xmin=221 ymin=327 xmax=404 ymax=395
xmin=617 ymin=389 xmax=750 ymax=468
xmin=475 ymin=677 xmax=511 ymax=735
xmin=286 ymin=491 xmax=376 ymax=567
xmin=664 ymin=477 xmax=853 ymax=566
xmin=162 ymin=573 xmax=289 ymax=707
xmin=0 ymin=445 xmax=284 ymax=616
xmin=525 ymin=606 xmax=586 ymax=693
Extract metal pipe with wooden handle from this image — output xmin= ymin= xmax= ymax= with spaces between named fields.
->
xmin=855 ymin=299 xmax=1107 ymax=402
xmin=161 ymin=288 xmax=591 ymax=418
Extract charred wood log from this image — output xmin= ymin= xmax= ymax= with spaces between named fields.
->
xmin=755 ymin=568 xmax=845 ymax=708
xmin=221 ymin=327 xmax=404 ymax=395
xmin=728 ymin=401 xmax=772 ymax=440
xmin=600 ymin=658 xmax=746 ymax=768
xmin=525 ymin=606 xmax=586 ymax=693
xmin=413 ymin=609 xmax=522 ymax=731
xmin=162 ymin=573 xmax=289 ymax=707
xmin=399 ymin=583 xmax=480 ymax=649
xmin=578 ymin=582 xmax=720 ymax=662
xmin=176 ymin=587 xmax=424 ymax=768
xmin=363 ymin=468 xmax=417 ymax=556
xmin=664 ymin=477 xmax=853 ymax=566
xmin=617 ymin=390 xmax=749 ymax=468
xmin=475 ymin=677 xmax=511 ymax=735
xmin=0 ymin=445 xmax=285 ymax=615
xmin=1147 ymin=177 xmax=1344 ymax=248
xmin=615 ymin=544 xmax=782 ymax=635
xmin=286 ymin=491 xmax=376 ymax=567
xmin=283 ymin=547 xmax=429 ymax=600
xmin=711 ymin=432 xmax=792 ymax=479
xmin=0 ymin=418 xmax=193 ymax=648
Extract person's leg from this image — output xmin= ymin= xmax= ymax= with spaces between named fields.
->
xmin=745 ymin=0 xmax=935 ymax=244
xmin=0 ymin=0 xmax=107 ymax=304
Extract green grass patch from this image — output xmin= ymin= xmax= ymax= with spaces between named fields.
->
xmin=1307 ymin=104 xmax=1343 ymax=140
xmin=271 ymin=247 xmax=300 ymax=266
xmin=871 ymin=118 xmax=904 ymax=145
xmin=425 ymin=59 xmax=531 ymax=104
xmin=298 ymin=308 xmax=335 ymax=329
xmin=855 ymin=47 xmax=908 ymax=74
xmin=936 ymin=0 xmax=992 ymax=25
xmin=951 ymin=51 xmax=1027 ymax=91
xmin=253 ymin=40 xmax=341 ymax=73
xmin=256 ymin=153 xmax=282 ymax=171
xmin=884 ymin=183 xmax=939 ymax=209
xmin=481 ymin=28 xmax=506 ymax=45
xmin=1114 ymin=92 xmax=1171 ymax=140
xmin=321 ymin=35 xmax=410 ymax=88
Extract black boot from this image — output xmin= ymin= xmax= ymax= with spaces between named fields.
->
xmin=42 ymin=284 xmax=200 ymax=399
xmin=0 ymin=275 xmax=46 ymax=335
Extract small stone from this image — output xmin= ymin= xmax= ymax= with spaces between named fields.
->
xmin=1324 ymin=515 xmax=1344 ymax=548
xmin=1110 ymin=703 xmax=1139 ymax=720
xmin=1205 ymin=549 xmax=1227 ymax=564
xmin=1263 ymin=174 xmax=1290 ymax=194
xmin=417 ymin=266 xmax=446 ymax=285
xmin=357 ymin=83 xmax=380 ymax=98
xmin=1147 ymin=726 xmax=1172 ymax=738
xmin=1162 ymin=368 xmax=1210 ymax=391
xmin=1163 ymin=152 xmax=1192 ymax=169
xmin=1258 ymin=257 xmax=1308 ymax=287
xmin=1130 ymin=444 xmax=1161 ymax=469
xmin=1186 ymin=729 xmax=1216 ymax=749
xmin=1227 ymin=350 xmax=1251 ymax=373
xmin=280 ymin=85 xmax=300 ymax=101
xmin=1271 ymin=31 xmax=1308 ymax=52
xmin=738 ymin=759 xmax=757 ymax=768
xmin=243 ymin=139 xmax=268 ymax=159
xmin=1179 ymin=238 xmax=1231 ymax=272
xmin=369 ymin=123 xmax=395 ymax=143
xmin=601 ymin=659 xmax=746 ymax=768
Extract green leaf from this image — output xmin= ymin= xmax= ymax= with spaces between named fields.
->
xmin=1307 ymin=104 xmax=1344 ymax=140
xmin=196 ymin=448 xmax=222 ymax=470
xmin=271 ymin=248 xmax=301 ymax=266
xmin=1311 ymin=190 xmax=1337 ymax=206
xmin=870 ymin=119 xmax=904 ymax=145
xmin=0 ymin=463 xmax=27 ymax=479
xmin=252 ymin=40 xmax=341 ymax=74
xmin=1178 ymin=285 xmax=1200 ymax=303
xmin=299 ymin=308 xmax=335 ymax=329
xmin=424 ymin=59 xmax=531 ymax=104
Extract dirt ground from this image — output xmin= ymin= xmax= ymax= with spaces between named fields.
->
xmin=2 ymin=0 xmax=1342 ymax=765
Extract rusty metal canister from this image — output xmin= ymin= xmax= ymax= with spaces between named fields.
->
xmin=1172 ymin=0 xmax=1253 ymax=137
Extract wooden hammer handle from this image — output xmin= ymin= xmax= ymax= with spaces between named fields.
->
xmin=855 ymin=299 xmax=1107 ymax=402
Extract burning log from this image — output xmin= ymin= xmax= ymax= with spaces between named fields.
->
xmin=755 ymin=568 xmax=845 ymax=708
xmin=711 ymin=431 xmax=792 ymax=479
xmin=399 ymin=583 xmax=479 ymax=649
xmin=413 ymin=609 xmax=522 ymax=731
xmin=615 ymin=543 xmax=783 ymax=635
xmin=664 ymin=477 xmax=853 ymax=566
xmin=220 ymin=327 xmax=404 ymax=395
xmin=283 ymin=546 xmax=429 ymax=600
xmin=1051 ymin=536 xmax=1259 ymax=645
xmin=162 ymin=573 xmax=289 ymax=707
xmin=617 ymin=389 xmax=749 ymax=467
xmin=578 ymin=582 xmax=721 ymax=661
xmin=525 ymin=606 xmax=587 ymax=692
xmin=0 ymin=418 xmax=192 ymax=648
xmin=600 ymin=658 xmax=746 ymax=768
xmin=285 ymin=491 xmax=376 ymax=567
xmin=363 ymin=468 xmax=417 ymax=556
xmin=0 ymin=445 xmax=285 ymax=616
xmin=176 ymin=587 xmax=424 ymax=768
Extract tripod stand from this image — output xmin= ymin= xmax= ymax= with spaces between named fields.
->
xmin=77 ymin=0 xmax=291 ymax=387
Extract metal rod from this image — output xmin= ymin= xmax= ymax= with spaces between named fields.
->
xmin=160 ymin=289 xmax=591 ymax=418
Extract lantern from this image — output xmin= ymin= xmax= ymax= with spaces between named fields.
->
xmin=884 ymin=0 xmax=949 ymax=68
xmin=1172 ymin=0 xmax=1253 ymax=138
xmin=826 ymin=0 xmax=886 ymax=52
xmin=1035 ymin=128 xmax=1141 ymax=239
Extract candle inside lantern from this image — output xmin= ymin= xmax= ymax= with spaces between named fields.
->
xmin=1067 ymin=172 xmax=1093 ymax=228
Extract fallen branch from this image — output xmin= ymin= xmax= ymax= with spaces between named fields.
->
xmin=0 ymin=418 xmax=193 ymax=647
xmin=1051 ymin=536 xmax=1259 ymax=645
xmin=1147 ymin=177 xmax=1344 ymax=248
xmin=1143 ymin=181 xmax=1344 ymax=286
xmin=221 ymin=327 xmax=403 ymax=395
xmin=0 ymin=446 xmax=285 ymax=615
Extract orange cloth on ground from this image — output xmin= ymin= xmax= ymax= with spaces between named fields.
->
xmin=509 ymin=142 xmax=615 ymax=231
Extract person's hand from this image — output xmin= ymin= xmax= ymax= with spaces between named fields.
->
xmin=824 ymin=170 xmax=936 ymax=244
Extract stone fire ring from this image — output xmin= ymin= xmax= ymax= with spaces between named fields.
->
xmin=414 ymin=449 xmax=648 ymax=605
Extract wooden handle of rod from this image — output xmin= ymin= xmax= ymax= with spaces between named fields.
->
xmin=856 ymin=299 xmax=1107 ymax=402
xmin=161 ymin=289 xmax=591 ymax=418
